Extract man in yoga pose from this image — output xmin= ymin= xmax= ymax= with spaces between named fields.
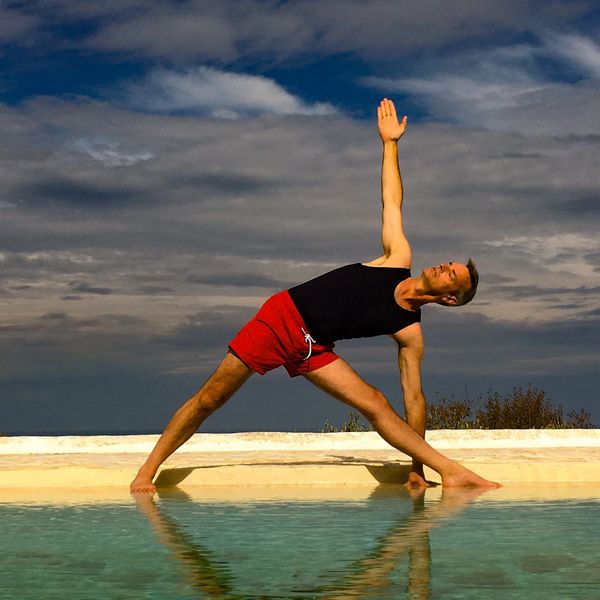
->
xmin=131 ymin=98 xmax=499 ymax=493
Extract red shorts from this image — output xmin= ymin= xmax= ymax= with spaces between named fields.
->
xmin=228 ymin=290 xmax=339 ymax=377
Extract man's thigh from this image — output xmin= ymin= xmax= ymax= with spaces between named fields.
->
xmin=303 ymin=357 xmax=387 ymax=415
xmin=199 ymin=351 xmax=255 ymax=401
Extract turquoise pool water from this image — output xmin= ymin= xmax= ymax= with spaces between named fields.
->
xmin=2 ymin=487 xmax=599 ymax=599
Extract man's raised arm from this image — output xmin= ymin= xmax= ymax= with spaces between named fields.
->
xmin=376 ymin=98 xmax=411 ymax=268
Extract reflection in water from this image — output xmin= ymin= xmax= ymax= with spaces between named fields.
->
xmin=135 ymin=490 xmax=241 ymax=599
xmin=316 ymin=487 xmax=483 ymax=599
xmin=134 ymin=487 xmax=484 ymax=599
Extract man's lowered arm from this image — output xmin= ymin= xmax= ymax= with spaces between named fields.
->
xmin=391 ymin=323 xmax=429 ymax=485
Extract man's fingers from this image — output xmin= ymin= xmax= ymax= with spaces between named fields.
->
xmin=389 ymin=100 xmax=397 ymax=118
xmin=379 ymin=98 xmax=401 ymax=121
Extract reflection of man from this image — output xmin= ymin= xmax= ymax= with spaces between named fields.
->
xmin=134 ymin=487 xmax=484 ymax=599
xmin=134 ymin=492 xmax=237 ymax=598
xmin=131 ymin=98 xmax=499 ymax=493
xmin=318 ymin=488 xmax=483 ymax=600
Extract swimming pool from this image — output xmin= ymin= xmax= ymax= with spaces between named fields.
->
xmin=2 ymin=485 xmax=599 ymax=599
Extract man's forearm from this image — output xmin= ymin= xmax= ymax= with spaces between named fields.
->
xmin=381 ymin=140 xmax=403 ymax=208
xmin=405 ymin=393 xmax=427 ymax=438
xmin=404 ymin=392 xmax=427 ymax=474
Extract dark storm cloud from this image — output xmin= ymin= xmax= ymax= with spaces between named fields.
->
xmin=0 ymin=303 xmax=253 ymax=380
xmin=159 ymin=306 xmax=255 ymax=350
xmin=0 ymin=309 xmax=157 ymax=379
xmin=68 ymin=282 xmax=113 ymax=295
xmin=554 ymin=194 xmax=600 ymax=216
xmin=418 ymin=309 xmax=600 ymax=378
xmin=186 ymin=273 xmax=290 ymax=289
xmin=489 ymin=152 xmax=545 ymax=160
xmin=138 ymin=285 xmax=174 ymax=295
xmin=484 ymin=275 xmax=516 ymax=284
xmin=494 ymin=284 xmax=600 ymax=301
xmin=583 ymin=252 xmax=600 ymax=267
xmin=14 ymin=177 xmax=140 ymax=208
xmin=170 ymin=172 xmax=277 ymax=195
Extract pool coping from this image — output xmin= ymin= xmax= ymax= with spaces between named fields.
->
xmin=2 ymin=431 xmax=599 ymax=495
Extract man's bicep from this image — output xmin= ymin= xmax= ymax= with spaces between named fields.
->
xmin=381 ymin=204 xmax=412 ymax=267
xmin=393 ymin=324 xmax=424 ymax=396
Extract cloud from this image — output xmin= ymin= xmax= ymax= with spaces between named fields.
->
xmin=3 ymin=1 xmax=594 ymax=63
xmin=0 ymin=6 xmax=39 ymax=44
xmin=68 ymin=282 xmax=113 ymax=295
xmin=544 ymin=32 xmax=600 ymax=78
xmin=483 ymin=233 xmax=598 ymax=257
xmin=72 ymin=139 xmax=154 ymax=167
xmin=362 ymin=33 xmax=600 ymax=135
xmin=363 ymin=44 xmax=544 ymax=122
xmin=122 ymin=67 xmax=337 ymax=117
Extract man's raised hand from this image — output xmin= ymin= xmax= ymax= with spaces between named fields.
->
xmin=377 ymin=98 xmax=407 ymax=143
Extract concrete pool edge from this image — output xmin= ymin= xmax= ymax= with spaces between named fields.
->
xmin=1 ymin=430 xmax=599 ymax=492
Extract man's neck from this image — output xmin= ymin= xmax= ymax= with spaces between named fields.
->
xmin=394 ymin=276 xmax=441 ymax=311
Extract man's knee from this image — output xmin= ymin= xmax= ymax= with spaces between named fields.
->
xmin=361 ymin=388 xmax=393 ymax=422
xmin=192 ymin=385 xmax=230 ymax=413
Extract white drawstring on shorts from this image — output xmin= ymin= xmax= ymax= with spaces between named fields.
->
xmin=301 ymin=327 xmax=316 ymax=360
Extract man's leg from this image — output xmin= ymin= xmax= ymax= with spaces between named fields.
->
xmin=130 ymin=352 xmax=254 ymax=493
xmin=304 ymin=359 xmax=499 ymax=487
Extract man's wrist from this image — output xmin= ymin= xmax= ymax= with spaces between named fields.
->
xmin=137 ymin=463 xmax=158 ymax=479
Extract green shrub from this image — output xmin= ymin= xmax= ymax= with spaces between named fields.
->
xmin=324 ymin=386 xmax=594 ymax=431
xmin=322 ymin=411 xmax=372 ymax=432
xmin=427 ymin=386 xmax=593 ymax=429
xmin=427 ymin=395 xmax=474 ymax=430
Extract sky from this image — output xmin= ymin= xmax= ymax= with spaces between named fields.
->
xmin=1 ymin=0 xmax=599 ymax=434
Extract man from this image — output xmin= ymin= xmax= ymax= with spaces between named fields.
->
xmin=130 ymin=98 xmax=499 ymax=493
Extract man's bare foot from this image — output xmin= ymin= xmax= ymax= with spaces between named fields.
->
xmin=130 ymin=472 xmax=157 ymax=494
xmin=442 ymin=466 xmax=501 ymax=488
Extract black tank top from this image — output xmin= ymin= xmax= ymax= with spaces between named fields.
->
xmin=288 ymin=263 xmax=421 ymax=345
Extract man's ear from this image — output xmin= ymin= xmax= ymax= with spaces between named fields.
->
xmin=441 ymin=294 xmax=458 ymax=306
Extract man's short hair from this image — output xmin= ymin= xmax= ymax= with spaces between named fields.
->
xmin=454 ymin=258 xmax=478 ymax=306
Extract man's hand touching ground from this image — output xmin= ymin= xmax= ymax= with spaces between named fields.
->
xmin=130 ymin=470 xmax=157 ymax=494
xmin=378 ymin=98 xmax=407 ymax=143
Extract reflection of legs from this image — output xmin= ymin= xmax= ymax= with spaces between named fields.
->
xmin=131 ymin=352 xmax=254 ymax=492
xmin=304 ymin=358 xmax=499 ymax=487
xmin=407 ymin=493 xmax=432 ymax=600
xmin=318 ymin=488 xmax=487 ymax=599
xmin=134 ymin=494 xmax=236 ymax=598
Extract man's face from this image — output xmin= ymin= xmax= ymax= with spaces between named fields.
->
xmin=422 ymin=261 xmax=471 ymax=298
